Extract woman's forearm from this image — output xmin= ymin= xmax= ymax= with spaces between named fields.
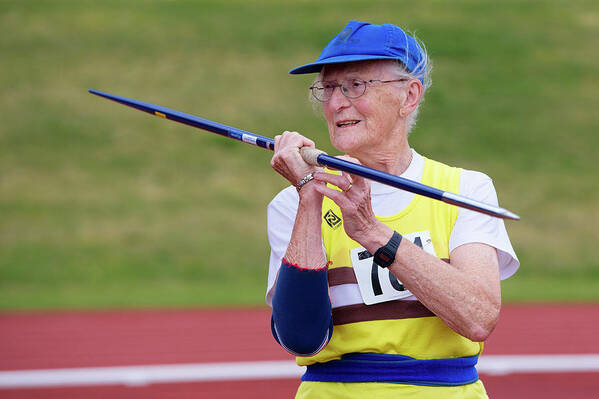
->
xmin=284 ymin=189 xmax=328 ymax=268
xmin=272 ymin=188 xmax=333 ymax=355
xmin=357 ymin=223 xmax=500 ymax=342
xmin=389 ymin=240 xmax=501 ymax=342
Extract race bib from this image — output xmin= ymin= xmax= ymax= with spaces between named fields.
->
xmin=351 ymin=231 xmax=437 ymax=305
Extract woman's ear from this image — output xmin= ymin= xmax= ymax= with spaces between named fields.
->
xmin=400 ymin=80 xmax=424 ymax=117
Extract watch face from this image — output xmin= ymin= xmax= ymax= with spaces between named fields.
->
xmin=374 ymin=248 xmax=394 ymax=267
xmin=378 ymin=251 xmax=392 ymax=264
xmin=374 ymin=231 xmax=401 ymax=268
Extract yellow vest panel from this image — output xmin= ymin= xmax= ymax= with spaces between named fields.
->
xmin=297 ymin=157 xmax=483 ymax=366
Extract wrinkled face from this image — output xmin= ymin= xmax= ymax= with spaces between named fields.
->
xmin=320 ymin=60 xmax=406 ymax=157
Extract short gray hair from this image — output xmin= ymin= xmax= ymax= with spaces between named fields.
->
xmin=389 ymin=34 xmax=432 ymax=135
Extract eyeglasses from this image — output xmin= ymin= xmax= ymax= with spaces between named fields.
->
xmin=309 ymin=78 xmax=408 ymax=102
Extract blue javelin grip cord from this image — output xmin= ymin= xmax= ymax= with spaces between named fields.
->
xmin=89 ymin=89 xmax=520 ymax=220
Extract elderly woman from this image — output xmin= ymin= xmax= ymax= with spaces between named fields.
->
xmin=266 ymin=21 xmax=518 ymax=398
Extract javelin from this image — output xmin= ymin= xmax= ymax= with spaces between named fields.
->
xmin=89 ymin=89 xmax=520 ymax=220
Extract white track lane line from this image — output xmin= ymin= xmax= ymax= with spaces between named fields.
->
xmin=1 ymin=355 xmax=599 ymax=389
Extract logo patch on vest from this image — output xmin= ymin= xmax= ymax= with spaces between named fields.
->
xmin=324 ymin=209 xmax=342 ymax=229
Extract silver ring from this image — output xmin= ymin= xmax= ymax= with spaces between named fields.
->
xmin=296 ymin=172 xmax=315 ymax=192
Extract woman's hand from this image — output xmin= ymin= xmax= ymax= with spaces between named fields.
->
xmin=270 ymin=131 xmax=322 ymax=195
xmin=312 ymin=155 xmax=393 ymax=252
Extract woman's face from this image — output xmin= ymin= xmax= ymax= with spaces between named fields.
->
xmin=321 ymin=61 xmax=406 ymax=158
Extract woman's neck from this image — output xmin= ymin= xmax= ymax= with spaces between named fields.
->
xmin=354 ymin=142 xmax=413 ymax=177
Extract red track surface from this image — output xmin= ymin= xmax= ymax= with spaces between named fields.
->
xmin=1 ymin=304 xmax=598 ymax=398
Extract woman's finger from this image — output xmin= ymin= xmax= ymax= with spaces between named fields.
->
xmin=312 ymin=182 xmax=353 ymax=208
xmin=313 ymin=171 xmax=353 ymax=193
xmin=341 ymin=169 xmax=370 ymax=192
xmin=279 ymin=131 xmax=315 ymax=149
xmin=333 ymin=155 xmax=370 ymax=191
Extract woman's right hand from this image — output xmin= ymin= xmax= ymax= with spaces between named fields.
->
xmin=270 ymin=131 xmax=321 ymax=194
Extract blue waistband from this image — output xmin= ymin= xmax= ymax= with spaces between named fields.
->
xmin=302 ymin=353 xmax=479 ymax=386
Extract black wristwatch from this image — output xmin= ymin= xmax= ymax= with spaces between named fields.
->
xmin=373 ymin=231 xmax=402 ymax=268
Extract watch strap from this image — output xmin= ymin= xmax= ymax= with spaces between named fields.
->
xmin=373 ymin=231 xmax=402 ymax=268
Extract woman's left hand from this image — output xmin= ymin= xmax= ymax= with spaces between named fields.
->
xmin=312 ymin=155 xmax=393 ymax=252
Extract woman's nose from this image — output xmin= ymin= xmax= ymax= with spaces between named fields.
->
xmin=327 ymin=85 xmax=351 ymax=111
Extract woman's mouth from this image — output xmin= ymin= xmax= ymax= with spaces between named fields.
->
xmin=336 ymin=120 xmax=361 ymax=128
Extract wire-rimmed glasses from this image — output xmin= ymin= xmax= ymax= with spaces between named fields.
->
xmin=309 ymin=78 xmax=408 ymax=102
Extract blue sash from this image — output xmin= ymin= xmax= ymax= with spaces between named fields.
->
xmin=302 ymin=353 xmax=479 ymax=386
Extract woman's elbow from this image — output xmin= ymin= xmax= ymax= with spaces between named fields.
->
xmin=463 ymin=301 xmax=501 ymax=342
xmin=271 ymin=316 xmax=333 ymax=356
xmin=465 ymin=323 xmax=494 ymax=342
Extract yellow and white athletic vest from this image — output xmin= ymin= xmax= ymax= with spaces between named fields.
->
xmin=294 ymin=157 xmax=488 ymax=398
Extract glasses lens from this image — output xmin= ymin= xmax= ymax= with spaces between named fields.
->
xmin=341 ymin=79 xmax=366 ymax=98
xmin=312 ymin=81 xmax=341 ymax=102
xmin=310 ymin=80 xmax=367 ymax=102
xmin=311 ymin=81 xmax=336 ymax=102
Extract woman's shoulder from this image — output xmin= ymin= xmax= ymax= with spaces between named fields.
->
xmin=419 ymin=152 xmax=495 ymax=199
xmin=459 ymin=169 xmax=496 ymax=201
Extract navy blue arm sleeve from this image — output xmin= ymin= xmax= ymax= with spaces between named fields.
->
xmin=271 ymin=260 xmax=333 ymax=356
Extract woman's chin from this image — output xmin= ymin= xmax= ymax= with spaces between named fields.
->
xmin=332 ymin=137 xmax=363 ymax=154
xmin=333 ymin=143 xmax=357 ymax=155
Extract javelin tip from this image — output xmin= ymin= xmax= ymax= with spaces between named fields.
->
xmin=502 ymin=210 xmax=521 ymax=221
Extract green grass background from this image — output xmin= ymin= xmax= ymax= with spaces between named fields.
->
xmin=1 ymin=0 xmax=597 ymax=309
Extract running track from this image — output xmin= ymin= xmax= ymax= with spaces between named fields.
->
xmin=1 ymin=304 xmax=598 ymax=398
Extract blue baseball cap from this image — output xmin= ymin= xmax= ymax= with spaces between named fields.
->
xmin=289 ymin=21 xmax=425 ymax=82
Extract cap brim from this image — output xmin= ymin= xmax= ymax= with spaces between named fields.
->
xmin=289 ymin=54 xmax=403 ymax=74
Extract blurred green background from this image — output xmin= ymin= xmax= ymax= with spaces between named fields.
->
xmin=1 ymin=0 xmax=597 ymax=309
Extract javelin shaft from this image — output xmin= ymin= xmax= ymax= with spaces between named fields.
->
xmin=89 ymin=89 xmax=520 ymax=220
xmin=89 ymin=89 xmax=275 ymax=150
xmin=303 ymin=150 xmax=519 ymax=220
